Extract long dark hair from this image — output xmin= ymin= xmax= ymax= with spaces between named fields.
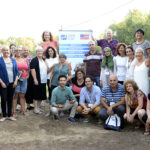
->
xmin=46 ymin=46 xmax=56 ymax=59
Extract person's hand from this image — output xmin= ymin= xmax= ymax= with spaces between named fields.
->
xmin=52 ymin=63 xmax=57 ymax=67
xmin=82 ymin=107 xmax=90 ymax=114
xmin=128 ymin=114 xmax=134 ymax=123
xmin=69 ymin=100 xmax=75 ymax=104
xmin=107 ymin=106 xmax=114 ymax=115
xmin=34 ymin=79 xmax=38 ymax=85
xmin=13 ymin=81 xmax=17 ymax=88
xmin=58 ymin=105 xmax=64 ymax=108
xmin=1 ymin=82 xmax=6 ymax=88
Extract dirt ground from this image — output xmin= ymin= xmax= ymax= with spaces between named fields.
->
xmin=0 ymin=103 xmax=150 ymax=150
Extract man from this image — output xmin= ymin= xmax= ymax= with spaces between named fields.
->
xmin=96 ymin=29 xmax=118 ymax=56
xmin=133 ymin=28 xmax=150 ymax=58
xmin=84 ymin=40 xmax=102 ymax=87
xmin=50 ymin=75 xmax=78 ymax=123
xmin=98 ymin=75 xmax=125 ymax=128
xmin=77 ymin=76 xmax=102 ymax=122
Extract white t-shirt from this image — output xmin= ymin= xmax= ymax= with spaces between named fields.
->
xmin=39 ymin=60 xmax=47 ymax=83
xmin=45 ymin=57 xmax=59 ymax=79
xmin=114 ymin=55 xmax=128 ymax=81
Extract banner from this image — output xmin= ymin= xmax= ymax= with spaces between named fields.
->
xmin=59 ymin=30 xmax=92 ymax=74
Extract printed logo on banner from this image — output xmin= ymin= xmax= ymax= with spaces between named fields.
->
xmin=80 ymin=34 xmax=89 ymax=40
xmin=68 ymin=34 xmax=75 ymax=40
xmin=61 ymin=35 xmax=67 ymax=40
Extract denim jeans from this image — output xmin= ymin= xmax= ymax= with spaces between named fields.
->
xmin=93 ymin=76 xmax=100 ymax=87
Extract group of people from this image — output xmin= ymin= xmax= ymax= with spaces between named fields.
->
xmin=0 ymin=28 xmax=150 ymax=135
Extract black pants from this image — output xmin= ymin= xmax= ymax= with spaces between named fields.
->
xmin=1 ymin=83 xmax=15 ymax=117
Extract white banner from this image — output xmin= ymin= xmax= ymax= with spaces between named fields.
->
xmin=59 ymin=30 xmax=92 ymax=74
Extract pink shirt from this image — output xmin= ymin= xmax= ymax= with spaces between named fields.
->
xmin=17 ymin=60 xmax=28 ymax=79
xmin=41 ymin=40 xmax=58 ymax=53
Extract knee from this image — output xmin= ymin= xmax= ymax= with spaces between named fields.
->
xmin=77 ymin=106 xmax=83 ymax=114
xmin=98 ymin=109 xmax=108 ymax=121
xmin=50 ymin=107 xmax=58 ymax=114
xmin=93 ymin=105 xmax=102 ymax=115
xmin=138 ymin=109 xmax=145 ymax=119
xmin=73 ymin=101 xmax=78 ymax=107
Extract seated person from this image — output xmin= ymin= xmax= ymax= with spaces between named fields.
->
xmin=123 ymin=80 xmax=146 ymax=127
xmin=70 ymin=69 xmax=85 ymax=102
xmin=142 ymin=93 xmax=150 ymax=135
xmin=50 ymin=75 xmax=78 ymax=123
xmin=77 ymin=75 xmax=102 ymax=122
xmin=98 ymin=75 xmax=126 ymax=129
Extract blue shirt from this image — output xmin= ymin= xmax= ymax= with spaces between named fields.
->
xmin=79 ymin=85 xmax=101 ymax=105
xmin=0 ymin=57 xmax=19 ymax=86
xmin=101 ymin=84 xmax=125 ymax=105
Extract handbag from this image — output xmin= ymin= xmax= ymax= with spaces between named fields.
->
xmin=104 ymin=114 xmax=121 ymax=131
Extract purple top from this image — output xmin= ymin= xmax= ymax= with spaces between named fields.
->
xmin=97 ymin=39 xmax=119 ymax=56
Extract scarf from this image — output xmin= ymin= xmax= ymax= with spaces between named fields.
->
xmin=101 ymin=47 xmax=114 ymax=71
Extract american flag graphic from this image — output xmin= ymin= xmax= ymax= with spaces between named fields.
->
xmin=80 ymin=34 xmax=89 ymax=40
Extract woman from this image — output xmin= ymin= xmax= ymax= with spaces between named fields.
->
xmin=125 ymin=46 xmax=137 ymax=80
xmin=13 ymin=47 xmax=29 ymax=116
xmin=30 ymin=46 xmax=47 ymax=114
xmin=114 ymin=43 xmax=128 ymax=84
xmin=41 ymin=31 xmax=58 ymax=58
xmin=123 ymin=80 xmax=146 ymax=126
xmin=142 ymin=93 xmax=150 ymax=135
xmin=133 ymin=28 xmax=150 ymax=58
xmin=50 ymin=54 xmax=72 ymax=91
xmin=45 ymin=46 xmax=58 ymax=101
xmin=9 ymin=44 xmax=16 ymax=58
xmin=100 ymin=47 xmax=114 ymax=88
xmin=70 ymin=69 xmax=85 ymax=102
xmin=134 ymin=47 xmax=150 ymax=96
xmin=0 ymin=46 xmax=19 ymax=121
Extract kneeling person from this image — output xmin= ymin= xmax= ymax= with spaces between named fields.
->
xmin=50 ymin=75 xmax=78 ymax=123
xmin=77 ymin=76 xmax=102 ymax=122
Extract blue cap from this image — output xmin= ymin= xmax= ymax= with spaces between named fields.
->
xmin=135 ymin=28 xmax=144 ymax=35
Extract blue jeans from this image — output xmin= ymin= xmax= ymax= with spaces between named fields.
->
xmin=93 ymin=76 xmax=100 ymax=87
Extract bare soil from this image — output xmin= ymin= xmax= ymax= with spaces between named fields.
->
xmin=0 ymin=104 xmax=150 ymax=150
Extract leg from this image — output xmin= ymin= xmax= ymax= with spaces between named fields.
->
xmin=12 ymin=93 xmax=19 ymax=114
xmin=7 ymin=84 xmax=15 ymax=117
xmin=98 ymin=107 xmax=108 ymax=121
xmin=138 ymin=109 xmax=146 ymax=124
xmin=19 ymin=93 xmax=26 ymax=113
xmin=93 ymin=76 xmax=100 ymax=87
xmin=0 ymin=86 xmax=7 ymax=117
xmin=34 ymin=100 xmax=38 ymax=113
xmin=92 ymin=105 xmax=103 ymax=115
xmin=113 ymin=105 xmax=126 ymax=118
xmin=50 ymin=106 xmax=59 ymax=116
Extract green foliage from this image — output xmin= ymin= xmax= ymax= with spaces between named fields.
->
xmin=0 ymin=37 xmax=37 ymax=51
xmin=108 ymin=9 xmax=150 ymax=45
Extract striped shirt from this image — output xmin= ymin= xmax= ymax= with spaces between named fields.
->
xmin=101 ymin=84 xmax=125 ymax=105
xmin=84 ymin=51 xmax=102 ymax=77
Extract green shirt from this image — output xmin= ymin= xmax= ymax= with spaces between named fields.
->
xmin=51 ymin=64 xmax=70 ymax=86
xmin=51 ymin=86 xmax=76 ymax=105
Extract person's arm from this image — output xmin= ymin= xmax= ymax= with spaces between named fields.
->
xmin=0 ymin=78 xmax=6 ymax=88
xmin=13 ymin=60 xmax=19 ymax=88
xmin=67 ymin=69 xmax=72 ymax=82
xmin=84 ymin=62 xmax=87 ymax=75
xmin=125 ymin=95 xmax=131 ymax=119
xmin=131 ymin=94 xmax=143 ymax=117
xmin=31 ymin=69 xmax=38 ymax=85
xmin=79 ymin=88 xmax=88 ymax=109
xmin=101 ymin=97 xmax=109 ymax=109
xmin=111 ymin=97 xmax=125 ymax=108
xmin=146 ymin=96 xmax=150 ymax=123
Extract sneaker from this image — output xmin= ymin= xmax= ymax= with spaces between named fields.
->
xmin=0 ymin=117 xmax=7 ymax=122
xmin=54 ymin=115 xmax=59 ymax=121
xmin=83 ymin=118 xmax=89 ymax=123
xmin=8 ymin=117 xmax=16 ymax=121
xmin=13 ymin=112 xmax=17 ymax=117
xmin=68 ymin=117 xmax=76 ymax=123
